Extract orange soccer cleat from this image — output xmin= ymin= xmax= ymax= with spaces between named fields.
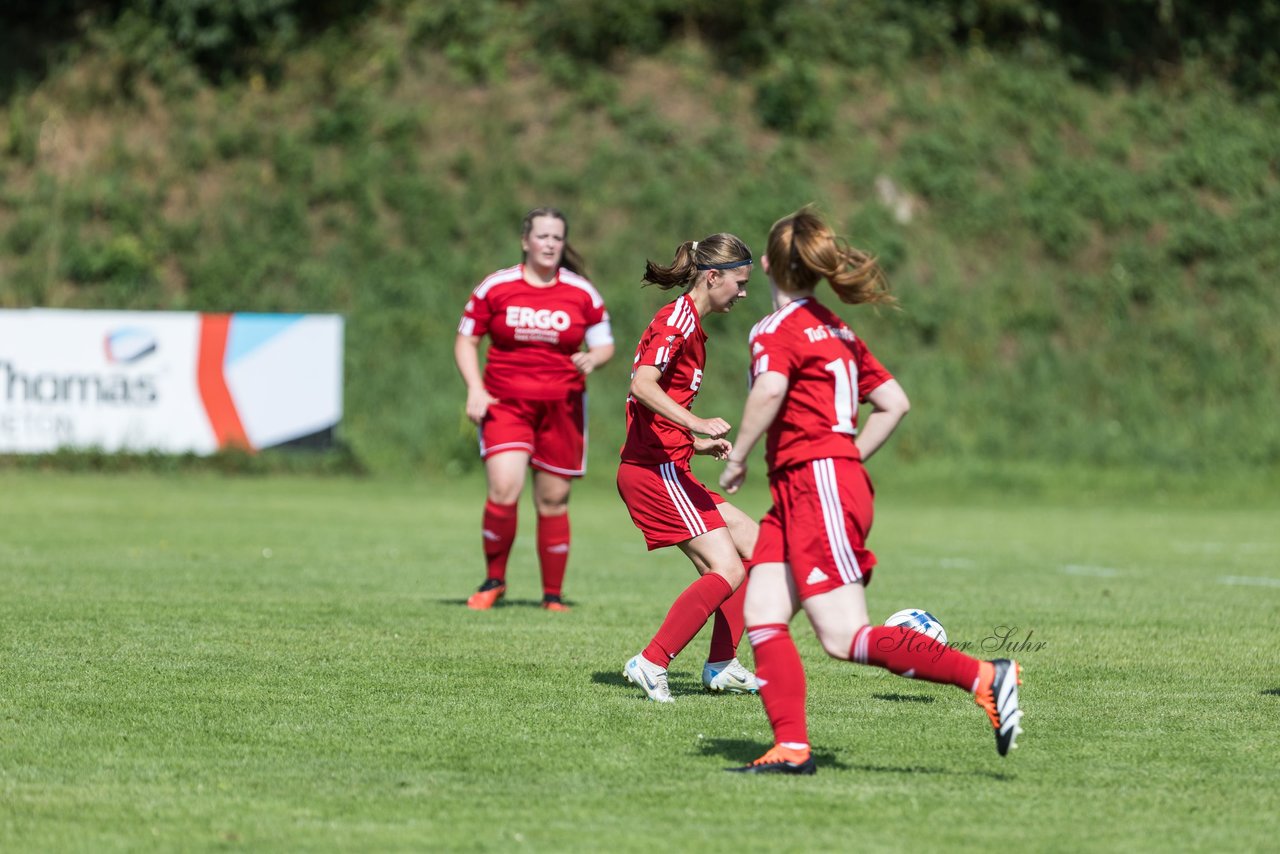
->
xmin=466 ymin=580 xmax=506 ymax=610
xmin=541 ymin=595 xmax=571 ymax=612
xmin=726 ymin=744 xmax=816 ymax=775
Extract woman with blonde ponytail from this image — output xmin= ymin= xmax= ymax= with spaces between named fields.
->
xmin=617 ymin=233 xmax=762 ymax=703
xmin=719 ymin=208 xmax=1024 ymax=774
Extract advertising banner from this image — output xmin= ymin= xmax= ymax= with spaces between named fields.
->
xmin=0 ymin=309 xmax=343 ymax=454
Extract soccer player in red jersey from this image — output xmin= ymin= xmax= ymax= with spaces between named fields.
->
xmin=719 ymin=208 xmax=1023 ymax=773
xmin=617 ymin=233 xmax=761 ymax=702
xmin=455 ymin=208 xmax=615 ymax=612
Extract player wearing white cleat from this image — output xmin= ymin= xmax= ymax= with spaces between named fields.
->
xmin=702 ymin=657 xmax=760 ymax=693
xmin=624 ymin=654 xmax=674 ymax=703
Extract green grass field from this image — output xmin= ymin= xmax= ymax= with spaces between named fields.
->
xmin=2 ymin=468 xmax=1278 ymax=851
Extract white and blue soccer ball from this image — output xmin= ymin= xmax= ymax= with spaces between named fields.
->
xmin=884 ymin=609 xmax=948 ymax=645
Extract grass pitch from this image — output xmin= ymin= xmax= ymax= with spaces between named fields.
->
xmin=1 ymin=468 xmax=1277 ymax=851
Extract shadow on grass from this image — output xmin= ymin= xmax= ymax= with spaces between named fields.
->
xmin=592 ymin=671 xmax=631 ymax=689
xmin=590 ymin=670 xmax=709 ymax=695
xmin=1263 ymin=687 xmax=1280 ymax=696
xmin=698 ymin=738 xmax=1015 ymax=780
xmin=697 ymin=738 xmax=850 ymax=771
xmin=436 ymin=597 xmax=573 ymax=610
xmin=845 ymin=763 xmax=1015 ymax=781
xmin=872 ymin=692 xmax=936 ymax=703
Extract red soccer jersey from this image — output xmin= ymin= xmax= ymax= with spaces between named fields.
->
xmin=748 ymin=297 xmax=893 ymax=474
xmin=620 ymin=294 xmax=708 ymax=466
xmin=458 ymin=265 xmax=611 ymax=400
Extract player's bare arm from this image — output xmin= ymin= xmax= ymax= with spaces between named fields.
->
xmin=854 ymin=379 xmax=909 ymax=462
xmin=629 ymin=364 xmax=731 ymax=438
xmin=454 ymin=333 xmax=499 ymax=424
xmin=720 ymin=370 xmax=788 ymax=494
xmin=572 ymin=343 xmax=615 ymax=375
xmin=693 ymin=437 xmax=732 ymax=460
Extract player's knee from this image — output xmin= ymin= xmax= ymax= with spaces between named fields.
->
xmin=730 ymin=522 xmax=759 ymax=560
xmin=715 ymin=562 xmax=746 ymax=590
xmin=489 ymin=484 xmax=522 ymax=504
xmin=818 ymin=631 xmax=853 ymax=660
xmin=743 ymin=598 xmax=773 ymax=626
xmin=534 ymin=495 xmax=569 ymax=516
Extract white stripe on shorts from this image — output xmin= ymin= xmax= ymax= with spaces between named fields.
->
xmin=812 ymin=458 xmax=862 ymax=584
xmin=660 ymin=462 xmax=707 ymax=538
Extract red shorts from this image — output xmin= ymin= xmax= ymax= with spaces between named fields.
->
xmin=752 ymin=457 xmax=877 ymax=599
xmin=616 ymin=461 xmax=728 ymax=550
xmin=479 ymin=392 xmax=587 ymax=477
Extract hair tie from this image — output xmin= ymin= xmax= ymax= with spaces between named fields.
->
xmin=691 ymin=241 xmax=699 ymax=252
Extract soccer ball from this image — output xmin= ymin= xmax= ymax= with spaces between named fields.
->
xmin=884 ymin=609 xmax=948 ymax=645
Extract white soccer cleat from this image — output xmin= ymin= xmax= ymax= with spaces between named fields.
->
xmin=624 ymin=654 xmax=674 ymax=703
xmin=702 ymin=657 xmax=760 ymax=694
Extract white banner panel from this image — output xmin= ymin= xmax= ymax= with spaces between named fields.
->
xmin=0 ymin=309 xmax=343 ymax=454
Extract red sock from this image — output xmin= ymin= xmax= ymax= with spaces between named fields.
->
xmin=642 ymin=573 xmax=733 ymax=666
xmin=537 ymin=513 xmax=570 ymax=597
xmin=707 ymin=578 xmax=746 ymax=662
xmin=850 ymin=626 xmax=981 ymax=690
xmin=481 ymin=500 xmax=518 ymax=583
xmin=748 ymin=623 xmax=808 ymax=746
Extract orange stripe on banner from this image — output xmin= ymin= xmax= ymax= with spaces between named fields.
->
xmin=197 ymin=313 xmax=252 ymax=451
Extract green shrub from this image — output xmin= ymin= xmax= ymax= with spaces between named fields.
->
xmin=65 ymin=233 xmax=154 ymax=285
xmin=755 ymin=58 xmax=833 ymax=138
xmin=407 ymin=0 xmax=513 ymax=83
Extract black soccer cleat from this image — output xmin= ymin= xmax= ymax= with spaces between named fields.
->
xmin=974 ymin=659 xmax=1023 ymax=756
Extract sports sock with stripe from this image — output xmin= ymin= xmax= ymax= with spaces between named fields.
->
xmin=747 ymin=623 xmax=808 ymax=747
xmin=481 ymin=500 xmax=518 ymax=583
xmin=707 ymin=573 xmax=747 ymax=662
xmin=850 ymin=625 xmax=981 ymax=689
xmin=537 ymin=512 xmax=570 ymax=598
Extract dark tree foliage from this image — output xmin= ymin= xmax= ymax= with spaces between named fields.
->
xmin=1 ymin=1 xmax=1276 ymax=93
xmin=529 ymin=0 xmax=1280 ymax=95
xmin=0 ymin=0 xmax=376 ymax=88
xmin=956 ymin=0 xmax=1280 ymax=95
xmin=0 ymin=1 xmax=101 ymax=98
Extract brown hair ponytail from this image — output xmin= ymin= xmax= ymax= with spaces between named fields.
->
xmin=766 ymin=207 xmax=895 ymax=306
xmin=642 ymin=233 xmax=752 ymax=291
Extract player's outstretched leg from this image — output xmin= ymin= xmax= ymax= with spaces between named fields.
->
xmin=846 ymin=625 xmax=1025 ymax=755
xmin=702 ymin=658 xmax=760 ymax=693
xmin=974 ymin=659 xmax=1023 ymax=756
xmin=623 ymin=653 xmax=674 ymax=703
xmin=726 ymin=745 xmax=816 ymax=775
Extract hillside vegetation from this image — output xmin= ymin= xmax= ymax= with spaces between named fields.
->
xmin=1 ymin=1 xmax=1278 ymax=475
